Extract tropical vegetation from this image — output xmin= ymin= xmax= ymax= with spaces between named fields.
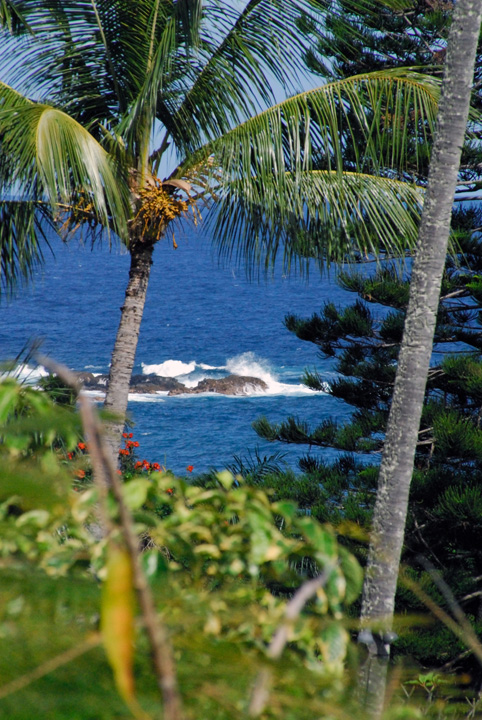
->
xmin=0 ymin=0 xmax=441 ymax=460
xmin=253 ymin=206 xmax=482 ymax=680
xmin=2 ymin=0 xmax=482 ymax=717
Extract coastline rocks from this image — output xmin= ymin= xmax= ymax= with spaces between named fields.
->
xmin=130 ymin=374 xmax=185 ymax=393
xmin=76 ymin=372 xmax=268 ymax=396
xmin=167 ymin=375 xmax=268 ymax=396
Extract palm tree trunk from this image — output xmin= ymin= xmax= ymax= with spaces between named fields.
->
xmin=358 ymin=0 xmax=482 ymax=715
xmin=103 ymin=240 xmax=154 ymax=462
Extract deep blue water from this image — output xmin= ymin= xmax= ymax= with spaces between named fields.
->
xmin=1 ymin=229 xmax=360 ymax=475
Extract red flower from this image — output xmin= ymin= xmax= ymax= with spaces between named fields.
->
xmin=166 ymin=488 xmax=173 ymax=494
xmin=186 ymin=465 xmax=194 ymax=473
xmin=116 ymin=469 xmax=122 ymax=475
xmin=128 ymin=433 xmax=134 ymax=439
xmin=76 ymin=469 xmax=86 ymax=479
xmin=78 ymin=442 xmax=86 ymax=451
xmin=122 ymin=432 xmax=128 ymax=438
xmin=67 ymin=452 xmax=73 ymax=460
xmin=134 ymin=461 xmax=143 ymax=469
xmin=152 ymin=462 xmax=161 ymax=471
xmin=133 ymin=441 xmax=139 ymax=448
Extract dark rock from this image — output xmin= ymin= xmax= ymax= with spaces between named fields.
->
xmin=168 ymin=375 xmax=268 ymax=396
xmin=77 ymin=372 xmax=184 ymax=394
xmin=129 ymin=374 xmax=184 ymax=393
xmin=75 ymin=371 xmax=267 ymax=396
xmin=76 ymin=372 xmax=108 ymax=389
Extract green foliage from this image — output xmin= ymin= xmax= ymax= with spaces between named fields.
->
xmin=0 ymin=378 xmax=95 ymax=574
xmin=253 ymin=207 xmax=482 ymax=681
xmin=37 ymin=373 xmax=78 ymax=407
xmin=0 ymin=1 xmax=444 ymax=298
xmin=0 ymin=377 xmax=369 ymax=719
xmin=3 ymin=377 xmax=482 ymax=717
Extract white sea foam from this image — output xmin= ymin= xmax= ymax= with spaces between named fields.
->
xmin=127 ymin=393 xmax=166 ymax=402
xmin=0 ymin=363 xmax=49 ymax=384
xmin=81 ymin=389 xmax=105 ymax=399
xmin=226 ymin=352 xmax=274 ymax=385
xmin=137 ymin=353 xmax=325 ymax=398
xmin=225 ymin=352 xmax=318 ymax=396
xmin=142 ymin=360 xmax=196 ymax=377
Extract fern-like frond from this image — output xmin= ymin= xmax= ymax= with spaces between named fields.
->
xmin=156 ymin=0 xmax=333 ymax=154
xmin=0 ymin=200 xmax=54 ymax=298
xmin=0 ymin=82 xmax=129 ymax=240
xmin=213 ymin=171 xmax=424 ymax=272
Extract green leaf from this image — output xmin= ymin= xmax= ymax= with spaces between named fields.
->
xmin=338 ymin=546 xmax=363 ymax=605
xmin=122 ymin=478 xmax=151 ymax=510
xmin=101 ymin=546 xmax=135 ymax=705
xmin=0 ymin=83 xmax=130 ymax=242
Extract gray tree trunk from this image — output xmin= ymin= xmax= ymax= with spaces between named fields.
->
xmin=359 ymin=0 xmax=482 ymax=715
xmin=103 ymin=240 xmax=154 ymax=462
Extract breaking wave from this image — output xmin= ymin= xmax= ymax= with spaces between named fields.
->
xmin=140 ymin=352 xmax=324 ymax=397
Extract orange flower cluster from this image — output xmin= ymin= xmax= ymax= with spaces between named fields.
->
xmin=186 ymin=465 xmax=194 ymax=473
xmin=134 ymin=459 xmax=151 ymax=470
xmin=119 ymin=434 xmax=140 ymax=456
xmin=65 ymin=442 xmax=89 ymax=486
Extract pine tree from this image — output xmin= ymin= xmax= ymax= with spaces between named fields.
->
xmin=305 ymin=0 xmax=482 ymax=184
xmin=253 ymin=207 xmax=482 ymax=679
xmin=306 ymin=0 xmax=453 ymax=80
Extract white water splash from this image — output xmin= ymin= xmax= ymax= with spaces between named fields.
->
xmin=225 ymin=352 xmax=318 ymax=396
xmin=0 ymin=363 xmax=49 ymax=384
xmin=138 ymin=353 xmax=324 ymax=397
xmin=142 ymin=360 xmax=196 ymax=377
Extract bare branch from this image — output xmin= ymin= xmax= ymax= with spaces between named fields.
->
xmin=248 ymin=568 xmax=331 ymax=717
xmin=37 ymin=356 xmax=184 ymax=720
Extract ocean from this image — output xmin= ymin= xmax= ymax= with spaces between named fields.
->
xmin=1 ymin=229 xmax=358 ymax=476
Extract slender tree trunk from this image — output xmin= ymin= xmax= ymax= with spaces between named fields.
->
xmin=359 ymin=1 xmax=482 ymax=715
xmin=104 ymin=240 xmax=154 ymax=462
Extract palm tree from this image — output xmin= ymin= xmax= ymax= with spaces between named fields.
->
xmin=0 ymin=1 xmax=440 ymax=459
xmin=359 ymin=0 xmax=482 ymax=715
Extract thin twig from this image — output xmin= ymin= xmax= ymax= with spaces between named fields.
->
xmin=417 ymin=556 xmax=482 ymax=656
xmin=0 ymin=634 xmax=100 ymax=700
xmin=400 ymin=566 xmax=482 ymax=668
xmin=248 ymin=568 xmax=331 ymax=717
xmin=38 ymin=356 xmax=184 ymax=720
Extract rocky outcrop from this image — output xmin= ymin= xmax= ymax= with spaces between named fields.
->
xmin=129 ymin=374 xmax=185 ymax=393
xmin=167 ymin=375 xmax=268 ymax=396
xmin=77 ymin=372 xmax=268 ymax=396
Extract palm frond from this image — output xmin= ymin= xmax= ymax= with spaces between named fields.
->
xmin=0 ymin=200 xmax=54 ymax=298
xmin=0 ymin=82 xmax=130 ymax=240
xmin=173 ymin=70 xmax=439 ymax=270
xmin=156 ymin=0 xmax=331 ymax=154
xmin=207 ymin=70 xmax=439 ymax=182
xmin=0 ymin=0 xmax=31 ymax=34
xmin=212 ymin=171 xmax=424 ymax=272
xmin=174 ymin=0 xmax=203 ymax=48
xmin=119 ymin=14 xmax=177 ymax=163
xmin=0 ymin=1 xmax=174 ymax=128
